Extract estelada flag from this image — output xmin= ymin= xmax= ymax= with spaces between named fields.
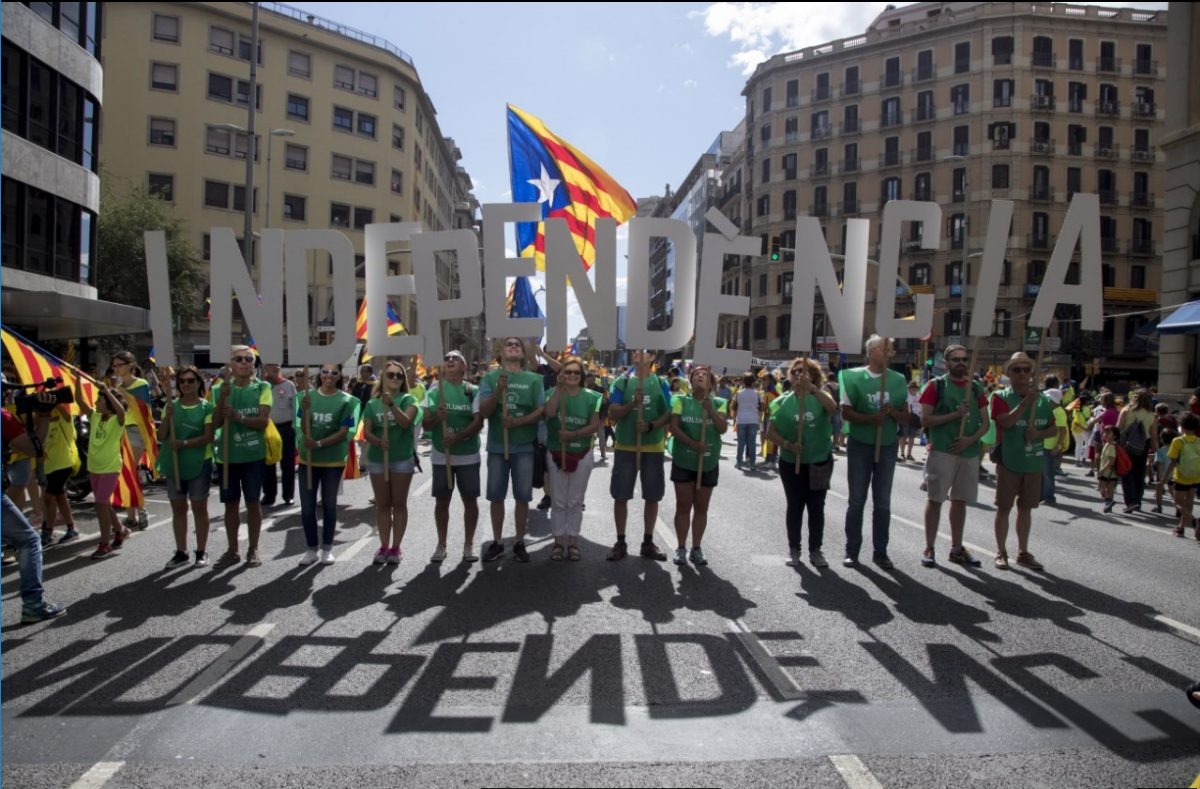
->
xmin=1 ymin=327 xmax=97 ymax=415
xmin=507 ymin=104 xmax=636 ymax=271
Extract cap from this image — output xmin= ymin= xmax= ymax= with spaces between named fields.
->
xmin=443 ymin=350 xmax=466 ymax=365
xmin=1045 ymin=388 xmax=1063 ymax=404
xmin=1004 ymin=352 xmax=1036 ymax=372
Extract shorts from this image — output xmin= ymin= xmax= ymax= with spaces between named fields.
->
xmin=367 ymin=458 xmax=415 ymax=475
xmin=89 ymin=472 xmax=119 ymax=504
xmin=670 ymin=462 xmax=719 ymax=489
xmin=432 ymin=462 xmax=481 ymax=499
xmin=7 ymin=458 xmax=31 ymax=487
xmin=486 ymin=451 xmax=534 ymax=503
xmin=899 ymin=422 xmax=918 ymax=439
xmin=924 ymin=450 xmax=981 ymax=504
xmin=1172 ymin=481 xmax=1199 ymax=492
xmin=1098 ymin=475 xmax=1118 ymax=484
xmin=994 ymin=464 xmax=1041 ymax=510
xmin=218 ymin=459 xmax=264 ymax=504
xmin=167 ymin=460 xmax=213 ymax=501
xmin=44 ymin=467 xmax=72 ymax=496
xmin=610 ymin=450 xmax=666 ymax=502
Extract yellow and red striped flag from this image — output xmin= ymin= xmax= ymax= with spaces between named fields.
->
xmin=121 ymin=392 xmax=159 ymax=472
xmin=112 ymin=436 xmax=145 ymax=508
xmin=1 ymin=327 xmax=97 ymax=414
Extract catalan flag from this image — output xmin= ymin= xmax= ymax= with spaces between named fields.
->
xmin=507 ymin=104 xmax=637 ymax=271
xmin=112 ymin=437 xmax=145 ymax=509
xmin=356 ymin=299 xmax=405 ymax=342
xmin=1 ymin=327 xmax=97 ymax=415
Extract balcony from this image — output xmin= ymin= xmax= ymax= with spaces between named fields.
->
xmin=783 ymin=169 xmax=798 ymax=181
xmin=1100 ymin=236 xmax=1120 ymax=253
xmin=840 ymin=81 xmax=860 ymax=97
xmin=1067 ymin=142 xmax=1084 ymax=156
xmin=1029 ymin=186 xmax=1054 ymax=203
xmin=1096 ymin=56 xmax=1122 ymax=73
xmin=1135 ymin=59 xmax=1159 ymax=76
xmin=878 ymin=151 xmax=903 ymax=169
xmin=840 ymin=158 xmax=859 ymax=174
xmin=809 ymin=161 xmax=831 ymax=179
xmin=912 ymin=105 xmax=936 ymax=123
xmin=785 ymin=92 xmax=800 ymax=108
xmin=912 ymin=65 xmax=935 ymax=83
xmin=880 ymin=114 xmax=903 ymax=130
xmin=993 ymin=136 xmax=1011 ymax=151
xmin=1131 ymin=192 xmax=1155 ymax=209
xmin=784 ymin=131 xmax=800 ymax=144
xmin=953 ymin=100 xmax=970 ymax=116
xmin=880 ymin=71 xmax=903 ymax=89
xmin=993 ymin=96 xmax=1013 ymax=109
xmin=842 ymin=199 xmax=860 ymax=215
xmin=811 ymin=87 xmax=832 ymax=103
xmin=1094 ymin=143 xmax=1119 ymax=160
xmin=1068 ymin=98 xmax=1084 ymax=113
xmin=1098 ymin=189 xmax=1119 ymax=206
xmin=1028 ymin=233 xmax=1054 ymax=250
xmin=1131 ymin=146 xmax=1156 ymax=163
xmin=994 ymin=52 xmax=1013 ymax=66
xmin=1130 ymin=239 xmax=1155 ymax=256
xmin=911 ymin=146 xmax=933 ymax=163
xmin=840 ymin=118 xmax=860 ymax=135
xmin=809 ymin=203 xmax=829 ymax=219
xmin=1030 ymin=94 xmax=1055 ymax=112
xmin=1029 ymin=138 xmax=1055 ymax=155
xmin=1031 ymin=51 xmax=1056 ymax=69
xmin=1095 ymin=100 xmax=1120 ymax=117
xmin=811 ymin=125 xmax=832 ymax=141
xmin=1134 ymin=102 xmax=1157 ymax=119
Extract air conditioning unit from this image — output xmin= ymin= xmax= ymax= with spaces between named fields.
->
xmin=1098 ymin=147 xmax=1115 ymax=158
xmin=1032 ymin=140 xmax=1050 ymax=153
xmin=1032 ymin=95 xmax=1051 ymax=109
xmin=1132 ymin=149 xmax=1153 ymax=162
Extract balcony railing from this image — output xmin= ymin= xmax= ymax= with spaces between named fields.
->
xmin=911 ymin=147 xmax=933 ymax=163
xmin=1130 ymin=239 xmax=1155 ymax=256
xmin=809 ymin=162 xmax=830 ymax=178
xmin=878 ymin=151 xmax=903 ymax=169
xmin=811 ymin=125 xmax=832 ymax=140
xmin=880 ymin=114 xmax=903 ymax=129
xmin=994 ymin=52 xmax=1013 ymax=66
xmin=993 ymin=136 xmax=1011 ymax=150
xmin=1135 ymin=59 xmax=1158 ymax=76
xmin=880 ymin=71 xmax=903 ymax=89
xmin=1029 ymin=138 xmax=1055 ymax=155
xmin=1029 ymin=186 xmax=1054 ymax=202
xmin=840 ymin=81 xmax=860 ymax=97
xmin=1095 ymin=100 xmax=1120 ymax=117
xmin=809 ymin=203 xmax=829 ymax=218
xmin=840 ymin=158 xmax=859 ymax=174
xmin=1134 ymin=102 xmax=1157 ymax=118
xmin=1028 ymin=233 xmax=1054 ymax=250
xmin=953 ymin=100 xmax=970 ymax=115
xmin=1131 ymin=192 xmax=1155 ymax=209
xmin=811 ymin=87 xmax=832 ymax=103
xmin=1097 ymin=55 xmax=1122 ymax=73
xmin=1030 ymin=94 xmax=1055 ymax=111
xmin=1100 ymin=236 xmax=1120 ymax=253
xmin=1099 ymin=189 xmax=1120 ymax=206
xmin=1031 ymin=51 xmax=1056 ymax=69
xmin=1131 ymin=146 xmax=1156 ymax=162
xmin=840 ymin=118 xmax=860 ymax=135
xmin=1094 ymin=143 xmax=1119 ymax=159
xmin=912 ymin=65 xmax=935 ymax=82
xmin=912 ymin=105 xmax=936 ymax=123
xmin=842 ymin=199 xmax=860 ymax=215
xmin=1068 ymin=98 xmax=1084 ymax=113
xmin=785 ymin=93 xmax=800 ymax=108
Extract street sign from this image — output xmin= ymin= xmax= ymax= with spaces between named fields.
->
xmin=1023 ymin=327 xmax=1061 ymax=352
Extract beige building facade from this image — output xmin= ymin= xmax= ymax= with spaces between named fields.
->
xmin=742 ymin=1 xmax=1167 ymax=384
xmin=99 ymin=1 xmax=480 ymax=363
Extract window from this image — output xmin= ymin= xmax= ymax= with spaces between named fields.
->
xmin=883 ymin=57 xmax=901 ymax=88
xmin=357 ymin=72 xmax=378 ymax=98
xmin=994 ymin=310 xmax=1011 ymax=338
xmin=232 ymin=185 xmax=255 ymax=213
xmin=881 ymin=176 xmax=901 ymax=205
xmin=1033 ymin=212 xmax=1050 ymax=242
xmin=761 ymin=158 xmax=770 ymax=184
xmin=354 ymin=159 xmax=375 ymax=185
xmin=955 ymin=41 xmax=970 ymax=73
xmin=207 ymin=73 xmax=233 ymax=102
xmin=951 ymin=84 xmax=969 ymax=114
xmin=392 ymin=124 xmax=405 ymax=150
xmin=915 ymin=130 xmax=932 ymax=161
xmin=205 ymin=126 xmax=231 ymax=155
xmin=1068 ymin=81 xmax=1086 ymax=112
xmin=153 ymin=13 xmax=179 ymax=42
xmin=1069 ymin=39 xmax=1084 ymax=70
xmin=284 ymin=143 xmax=307 ymax=171
xmin=353 ymin=207 xmax=374 ymax=230
xmin=762 ymin=85 xmax=772 ymax=112
xmin=1067 ymin=167 xmax=1081 ymax=198
xmin=914 ymin=172 xmax=931 ymax=202
xmin=1131 ymin=265 xmax=1146 ymax=289
xmin=993 ymin=79 xmax=1013 ymax=107
xmin=331 ymin=154 xmax=352 ymax=180
xmin=333 ymin=106 xmax=354 ymax=132
xmin=916 ymin=49 xmax=934 ymax=81
xmin=330 ymin=203 xmax=350 ymax=227
xmin=881 ymin=96 xmax=901 ymax=127
xmin=147 ymin=173 xmax=173 ymax=201
xmin=990 ymin=121 xmax=1014 ymax=149
xmin=758 ymin=275 xmax=768 ymax=298
xmin=781 ymin=273 xmax=794 ymax=305
xmin=1032 ymin=36 xmax=1054 ymax=68
xmin=916 ymin=90 xmax=934 ymax=121
xmin=841 ymin=104 xmax=858 ymax=134
xmin=209 ymin=27 xmax=234 ymax=55
xmin=236 ymin=34 xmax=260 ymax=63
xmin=393 ymin=85 xmax=406 ymax=110
xmin=286 ymin=93 xmax=309 ymax=121
xmin=949 ymin=213 xmax=965 ymax=249
xmin=283 ymin=194 xmax=306 ymax=221
xmin=843 ymin=66 xmax=859 ymax=95
xmin=288 ymin=51 xmax=311 ymax=78
xmin=992 ymin=164 xmax=1009 ymax=189
xmin=786 ymin=79 xmax=799 ymax=107
xmin=992 ymin=35 xmax=1013 ymax=66
xmin=953 ymin=125 xmax=969 ymax=156
xmin=753 ymin=316 xmax=767 ymax=340
xmin=842 ymin=142 xmax=858 ymax=173
xmin=204 ymin=180 xmax=229 ymax=209
xmin=782 ymin=152 xmax=797 ymax=180
xmin=910 ymin=263 xmax=931 ymax=285
xmin=784 ymin=116 xmax=799 ymax=142
xmin=810 ymin=111 xmax=829 ymax=137
xmin=148 ymin=117 xmax=175 ymax=146
xmin=843 ymin=181 xmax=858 ymax=214
xmin=815 ymin=72 xmax=831 ymax=100
xmin=334 ymin=64 xmax=355 ymax=91
xmin=952 ymin=167 xmax=966 ymax=201
xmin=1068 ymin=124 xmax=1087 ymax=156
xmin=1099 ymin=41 xmax=1118 ymax=72
xmin=391 ymin=169 xmax=404 ymax=195
xmin=776 ymin=314 xmax=791 ymax=341
xmin=151 ymin=62 xmax=177 ymax=91
xmin=756 ymin=194 xmax=770 ymax=217
xmin=357 ymin=112 xmax=376 ymax=138
xmin=235 ymin=79 xmax=260 ymax=109
xmin=882 ymin=136 xmax=900 ymax=167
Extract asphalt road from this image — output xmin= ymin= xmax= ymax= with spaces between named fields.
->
xmin=3 ymin=436 xmax=1199 ymax=788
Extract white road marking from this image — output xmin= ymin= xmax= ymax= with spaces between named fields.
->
xmin=1154 ymin=614 xmax=1200 ymax=641
xmin=829 ymin=754 xmax=884 ymax=789
xmin=413 ymin=477 xmax=433 ymax=498
xmin=168 ymin=623 xmax=275 ymax=706
xmin=339 ymin=533 xmax=375 ymax=561
xmin=654 ymin=516 xmax=676 ymax=553
xmin=727 ymin=618 xmax=806 ymax=701
xmin=827 ymin=488 xmax=991 ymax=557
xmin=68 ymin=761 xmax=125 ymax=789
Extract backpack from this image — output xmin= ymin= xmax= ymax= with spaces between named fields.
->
xmin=1179 ymin=439 xmax=1200 ymax=480
xmin=928 ymin=376 xmax=983 ymax=430
xmin=1121 ymin=415 xmax=1148 ymax=455
xmin=1114 ymin=445 xmax=1133 ymax=477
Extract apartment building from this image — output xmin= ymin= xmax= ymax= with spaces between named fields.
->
xmin=2 ymin=1 xmax=149 ymax=349
xmin=99 ymin=1 xmax=480 ymax=363
xmin=742 ymin=1 xmax=1167 ymax=383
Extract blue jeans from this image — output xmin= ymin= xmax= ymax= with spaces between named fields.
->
xmin=736 ymin=424 xmax=759 ymax=466
xmin=299 ymin=465 xmax=343 ymax=549
xmin=1041 ymin=452 xmax=1058 ymax=503
xmin=844 ymin=437 xmax=898 ymax=559
xmin=2 ymin=494 xmax=45 ymax=610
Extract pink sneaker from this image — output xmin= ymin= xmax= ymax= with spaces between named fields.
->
xmin=386 ymin=547 xmax=402 ymax=565
xmin=372 ymin=548 xmax=388 ymax=565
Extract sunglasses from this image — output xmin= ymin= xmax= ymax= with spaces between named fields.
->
xmin=947 ymin=357 xmax=969 ymax=363
xmin=112 ymin=360 xmax=131 ymax=367
xmin=444 ymin=355 xmax=460 ymax=362
xmin=177 ymin=378 xmax=200 ymax=385
xmin=320 ymin=369 xmax=339 ymax=376
xmin=231 ymin=356 xmax=255 ymax=363
xmin=384 ymin=372 xmax=404 ymax=380
xmin=559 ymin=370 xmax=582 ymax=377
xmin=504 ymin=341 xmax=523 ymax=348
xmin=1009 ymin=366 xmax=1032 ymax=374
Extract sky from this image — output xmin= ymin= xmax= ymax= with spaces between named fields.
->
xmin=288 ymin=1 xmax=1168 ymax=339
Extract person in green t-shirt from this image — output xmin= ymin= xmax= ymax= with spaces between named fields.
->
xmin=989 ymin=352 xmax=1059 ymax=571
xmin=158 ymin=366 xmax=215 ymax=567
xmin=297 ymin=363 xmax=359 ymax=566
xmin=477 ymin=337 xmax=545 ymax=563
xmin=212 ymin=345 xmax=272 ymax=569
xmin=765 ymin=357 xmax=837 ymax=568
xmin=544 ymin=357 xmax=602 ymax=561
xmin=838 ymin=334 xmax=912 ymax=569
xmin=667 ymin=364 xmax=728 ymax=567
xmin=362 ymin=360 xmax=422 ymax=566
xmin=916 ymin=344 xmax=990 ymax=569
xmin=79 ymin=381 xmax=126 ymax=559
xmin=423 ymin=350 xmax=484 ymax=562
xmin=605 ymin=350 xmax=671 ymax=562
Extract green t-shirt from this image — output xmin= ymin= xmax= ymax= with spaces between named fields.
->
xmin=157 ymin=399 xmax=214 ymax=480
xmin=481 ymin=368 xmax=544 ymax=450
xmin=546 ymin=387 xmax=602 ymax=453
xmin=668 ymin=395 xmax=728 ymax=473
xmin=610 ymin=374 xmax=671 ymax=452
xmin=838 ymin=366 xmax=909 ymax=447
xmin=298 ymin=389 xmax=358 ymax=467
xmin=363 ymin=393 xmax=421 ymax=464
xmin=211 ymin=379 xmax=272 ymax=464
xmin=88 ymin=413 xmax=125 ymax=474
xmin=769 ymin=391 xmax=833 ymax=465
xmin=425 ymin=381 xmax=480 ymax=455
xmin=995 ymin=387 xmax=1055 ymax=474
xmin=921 ymin=376 xmax=986 ymax=458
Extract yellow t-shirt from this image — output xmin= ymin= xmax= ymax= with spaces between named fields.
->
xmin=1168 ymin=435 xmax=1200 ymax=486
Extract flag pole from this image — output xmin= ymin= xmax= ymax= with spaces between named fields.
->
xmin=874 ymin=339 xmax=891 ymax=463
xmin=442 ymin=368 xmax=452 ymax=492
xmin=381 ymin=356 xmax=389 ymax=483
xmin=221 ymin=366 xmax=231 ymax=489
xmin=795 ymin=353 xmax=808 ymax=476
xmin=168 ymin=360 xmax=181 ymax=493
xmin=696 ymin=400 xmax=707 ymax=493
xmin=958 ymin=337 xmax=982 ymax=439
xmin=304 ymin=365 xmax=312 ymax=490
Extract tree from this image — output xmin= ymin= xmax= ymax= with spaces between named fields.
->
xmin=96 ymin=183 xmax=204 ymax=356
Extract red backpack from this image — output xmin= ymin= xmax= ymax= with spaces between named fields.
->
xmin=1114 ymin=445 xmax=1133 ymax=477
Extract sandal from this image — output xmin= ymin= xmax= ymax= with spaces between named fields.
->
xmin=550 ymin=544 xmax=564 ymax=561
xmin=994 ymin=553 xmax=1009 ymax=570
xmin=567 ymin=545 xmax=582 ymax=562
xmin=1174 ymin=527 xmax=1185 ymax=537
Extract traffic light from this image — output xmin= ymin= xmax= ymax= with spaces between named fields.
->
xmin=770 ymin=236 xmax=781 ymax=262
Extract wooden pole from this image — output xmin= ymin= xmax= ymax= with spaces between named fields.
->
xmin=696 ymin=405 xmax=707 ymax=493
xmin=381 ymin=358 xmax=389 ymax=483
xmin=957 ymin=337 xmax=982 ymax=439
xmin=634 ymin=370 xmax=644 ymax=468
xmin=304 ymin=365 xmax=312 ymax=490
xmin=795 ymin=353 xmax=807 ymax=475
xmin=442 ymin=377 xmax=452 ymax=491
xmin=221 ymin=370 xmax=230 ymax=488
xmin=1025 ymin=327 xmax=1050 ymax=446
xmin=169 ymin=366 xmax=181 ymax=493
xmin=874 ymin=340 xmax=890 ymax=462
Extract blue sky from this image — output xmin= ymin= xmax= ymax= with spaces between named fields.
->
xmin=288 ymin=1 xmax=1168 ymax=338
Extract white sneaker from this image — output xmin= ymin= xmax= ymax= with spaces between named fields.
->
xmin=299 ymin=550 xmax=319 ymax=566
xmin=462 ymin=546 xmax=479 ymax=563
xmin=809 ymin=550 xmax=829 ymax=569
xmin=431 ymin=545 xmax=448 ymax=563
xmin=319 ymin=549 xmax=336 ymax=565
xmin=786 ymin=549 xmax=802 ymax=567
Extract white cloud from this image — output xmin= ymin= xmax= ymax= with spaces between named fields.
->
xmin=679 ymin=43 xmax=695 ymax=55
xmin=683 ymin=78 xmax=698 ymax=88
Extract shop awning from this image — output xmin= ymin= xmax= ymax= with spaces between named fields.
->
xmin=1157 ymin=300 xmax=1200 ymax=335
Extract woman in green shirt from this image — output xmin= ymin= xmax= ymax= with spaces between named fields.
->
xmin=765 ymin=357 xmax=837 ymax=568
xmin=544 ymin=357 xmax=602 ymax=561
xmin=668 ymin=365 xmax=729 ymax=566
xmin=158 ymin=365 xmax=215 ymax=567
xmin=297 ymin=364 xmax=359 ymax=566
xmin=362 ymin=360 xmax=421 ymax=565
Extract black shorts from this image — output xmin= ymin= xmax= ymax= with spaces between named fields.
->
xmin=670 ymin=463 xmax=718 ymax=489
xmin=43 ymin=467 xmax=72 ymax=496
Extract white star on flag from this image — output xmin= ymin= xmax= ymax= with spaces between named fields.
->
xmin=527 ymin=163 xmax=560 ymax=205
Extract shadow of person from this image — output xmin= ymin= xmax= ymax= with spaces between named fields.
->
xmin=857 ymin=565 xmax=1001 ymax=643
xmin=1011 ymin=566 xmax=1170 ymax=634
xmin=52 ymin=566 xmax=240 ymax=634
xmin=382 ymin=560 xmax=472 ymax=624
xmin=944 ymin=566 xmax=1089 ymax=635
xmin=310 ymin=561 xmax=404 ymax=623
xmin=220 ymin=563 xmax=321 ymax=626
xmin=794 ymin=563 xmax=893 ymax=634
xmin=675 ymin=563 xmax=756 ymax=621
xmin=605 ymin=559 xmax=683 ymax=627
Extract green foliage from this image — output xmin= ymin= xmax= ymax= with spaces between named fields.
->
xmin=96 ymin=183 xmax=204 ymax=353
